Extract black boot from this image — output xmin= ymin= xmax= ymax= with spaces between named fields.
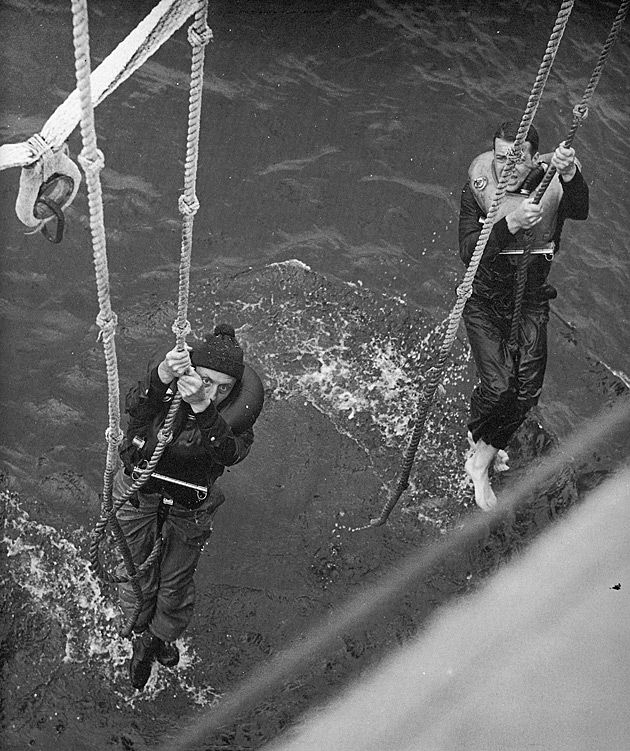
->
xmin=129 ymin=631 xmax=158 ymax=690
xmin=154 ymin=639 xmax=180 ymax=668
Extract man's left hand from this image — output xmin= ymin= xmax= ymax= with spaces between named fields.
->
xmin=178 ymin=369 xmax=211 ymax=412
xmin=551 ymin=142 xmax=577 ymax=181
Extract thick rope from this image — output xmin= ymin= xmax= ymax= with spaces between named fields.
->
xmin=508 ymin=0 xmax=629 ymax=371
xmin=174 ymin=0 xmax=212 ymax=351
xmin=70 ymin=0 xmax=144 ymax=637
xmin=88 ymin=0 xmax=212 ymax=635
xmin=158 ymin=397 xmax=630 ymax=751
xmin=368 ymin=0 xmax=576 ymax=528
xmin=0 ymin=0 xmax=199 ymax=172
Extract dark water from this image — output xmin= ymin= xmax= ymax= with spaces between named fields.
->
xmin=0 ymin=0 xmax=628 ymax=749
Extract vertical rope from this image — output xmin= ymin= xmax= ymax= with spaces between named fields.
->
xmin=71 ymin=0 xmax=123 ymax=492
xmin=173 ymin=0 xmax=212 ymax=350
xmin=368 ymin=0 xmax=576 ymax=528
xmin=87 ymin=1 xmax=213 ymax=635
xmin=71 ymin=0 xmax=145 ymax=636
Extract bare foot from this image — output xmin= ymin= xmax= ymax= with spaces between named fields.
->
xmin=464 ymin=438 xmax=499 ymax=511
xmin=493 ymin=449 xmax=510 ymax=472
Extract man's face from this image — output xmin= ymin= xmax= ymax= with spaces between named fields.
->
xmin=493 ymin=137 xmax=539 ymax=192
xmin=196 ymin=367 xmax=237 ymax=406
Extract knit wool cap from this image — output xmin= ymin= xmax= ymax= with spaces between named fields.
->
xmin=190 ymin=324 xmax=245 ymax=381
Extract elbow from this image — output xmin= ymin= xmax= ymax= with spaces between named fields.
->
xmin=458 ymin=241 xmax=473 ymax=265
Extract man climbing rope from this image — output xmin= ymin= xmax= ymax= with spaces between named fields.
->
xmin=113 ymin=324 xmax=258 ymax=690
xmin=459 ymin=121 xmax=589 ymax=510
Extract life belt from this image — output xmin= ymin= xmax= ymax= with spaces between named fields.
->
xmin=123 ymin=359 xmax=264 ymax=467
xmin=15 ymin=141 xmax=81 ymax=244
xmin=468 ymin=151 xmax=564 ymax=250
xmin=121 ymin=361 xmax=264 ymax=502
xmin=219 ymin=362 xmax=265 ymax=434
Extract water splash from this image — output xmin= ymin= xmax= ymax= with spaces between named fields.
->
xmin=2 ymin=489 xmax=221 ymax=707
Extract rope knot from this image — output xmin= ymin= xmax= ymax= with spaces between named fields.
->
xmin=172 ymin=319 xmax=192 ymax=339
xmin=105 ymin=427 xmax=124 ymax=446
xmin=26 ymin=133 xmax=53 ymax=163
xmin=96 ymin=310 xmax=118 ymax=339
xmin=79 ymin=147 xmax=105 ymax=176
xmin=178 ymin=193 xmax=200 ymax=216
xmin=506 ymin=144 xmax=524 ymax=163
xmin=572 ymin=102 xmax=589 ymax=124
xmin=157 ymin=428 xmax=173 ymax=445
xmin=188 ymin=23 xmax=213 ymax=48
xmin=456 ymin=282 xmax=473 ymax=301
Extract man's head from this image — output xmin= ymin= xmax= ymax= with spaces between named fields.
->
xmin=492 ymin=121 xmax=540 ymax=192
xmin=191 ymin=324 xmax=244 ymax=405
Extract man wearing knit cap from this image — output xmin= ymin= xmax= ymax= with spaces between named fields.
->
xmin=113 ymin=323 xmax=261 ymax=690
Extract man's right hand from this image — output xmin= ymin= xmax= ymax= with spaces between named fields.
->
xmin=157 ymin=345 xmax=192 ymax=384
xmin=506 ymin=197 xmax=543 ymax=234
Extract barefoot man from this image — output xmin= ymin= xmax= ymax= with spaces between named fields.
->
xmin=458 ymin=121 xmax=589 ymax=509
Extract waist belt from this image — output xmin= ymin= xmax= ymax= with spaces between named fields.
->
xmin=499 ymin=243 xmax=555 ymax=260
xmin=132 ymin=463 xmax=208 ymax=501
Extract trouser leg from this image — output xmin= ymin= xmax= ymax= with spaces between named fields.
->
xmin=465 ymin=299 xmax=520 ymax=450
xmin=148 ymin=486 xmax=223 ymax=642
xmin=115 ymin=491 xmax=162 ymax=634
xmin=464 ymin=297 xmax=549 ymax=450
xmin=516 ymin=301 xmax=549 ymax=411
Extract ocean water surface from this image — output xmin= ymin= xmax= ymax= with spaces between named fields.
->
xmin=0 ymin=0 xmax=628 ymax=749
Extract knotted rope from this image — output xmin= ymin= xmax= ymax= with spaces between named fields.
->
xmin=508 ymin=0 xmax=628 ymax=364
xmin=87 ymin=0 xmax=212 ymax=636
xmin=367 ymin=0 xmax=576 ymax=528
xmin=67 ymin=0 xmax=143 ymax=636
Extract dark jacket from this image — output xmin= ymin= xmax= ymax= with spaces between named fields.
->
xmin=120 ymin=365 xmax=254 ymax=505
xmin=458 ymin=168 xmax=589 ymax=301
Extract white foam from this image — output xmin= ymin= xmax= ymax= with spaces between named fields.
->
xmin=2 ymin=490 xmax=221 ymax=704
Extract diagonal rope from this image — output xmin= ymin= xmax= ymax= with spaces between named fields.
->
xmin=156 ymin=396 xmax=630 ymax=751
xmin=508 ymin=0 xmax=630 ymax=354
xmin=366 ymin=0 xmax=576 ymax=529
xmin=0 ymin=0 xmax=199 ymax=172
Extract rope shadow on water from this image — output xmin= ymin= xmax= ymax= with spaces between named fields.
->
xmin=156 ymin=395 xmax=630 ymax=751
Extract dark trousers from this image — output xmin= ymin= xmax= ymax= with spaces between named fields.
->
xmin=113 ymin=468 xmax=224 ymax=642
xmin=463 ymin=294 xmax=549 ymax=450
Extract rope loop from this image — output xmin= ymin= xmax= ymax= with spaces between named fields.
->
xmin=78 ymin=147 xmax=105 ymax=176
xmin=96 ymin=309 xmax=118 ymax=338
xmin=172 ymin=319 xmax=192 ymax=339
xmin=506 ymin=144 xmax=524 ymax=163
xmin=572 ymin=102 xmax=589 ymax=123
xmin=178 ymin=193 xmax=200 ymax=216
xmin=187 ymin=23 xmax=213 ymax=48
xmin=27 ymin=133 xmax=53 ymax=163
xmin=105 ymin=426 xmax=124 ymax=447
xmin=157 ymin=427 xmax=173 ymax=444
xmin=456 ymin=281 xmax=473 ymax=302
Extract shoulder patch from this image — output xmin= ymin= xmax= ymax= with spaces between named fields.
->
xmin=473 ymin=176 xmax=488 ymax=190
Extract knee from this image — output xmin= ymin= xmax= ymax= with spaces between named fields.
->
xmin=474 ymin=377 xmax=516 ymax=409
xmin=157 ymin=581 xmax=195 ymax=615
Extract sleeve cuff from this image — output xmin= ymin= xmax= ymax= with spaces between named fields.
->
xmin=147 ymin=366 xmax=171 ymax=398
xmin=559 ymin=166 xmax=581 ymax=186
